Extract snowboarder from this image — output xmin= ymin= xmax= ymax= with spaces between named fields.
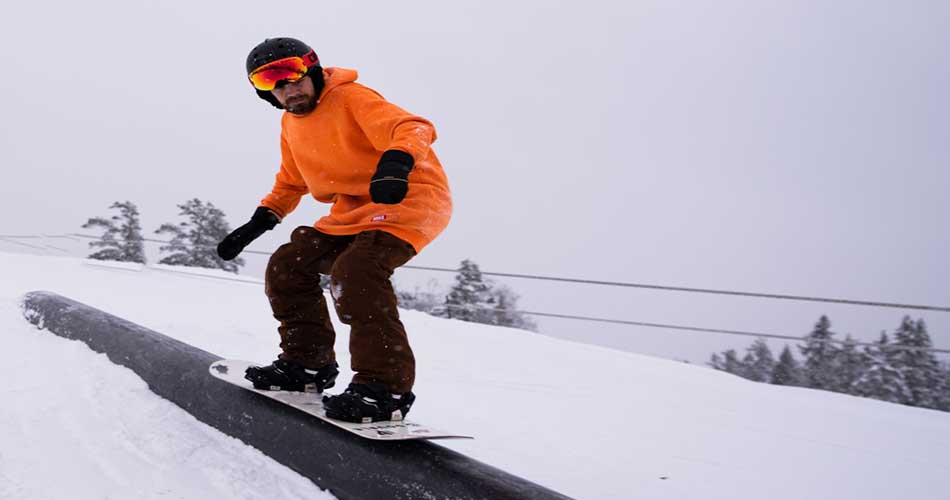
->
xmin=217 ymin=37 xmax=452 ymax=423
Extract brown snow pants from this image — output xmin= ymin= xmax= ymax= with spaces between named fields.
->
xmin=265 ymin=226 xmax=417 ymax=392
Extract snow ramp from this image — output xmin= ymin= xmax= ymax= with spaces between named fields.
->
xmin=22 ymin=291 xmax=573 ymax=500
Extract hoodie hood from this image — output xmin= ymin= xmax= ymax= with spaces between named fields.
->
xmin=319 ymin=67 xmax=359 ymax=101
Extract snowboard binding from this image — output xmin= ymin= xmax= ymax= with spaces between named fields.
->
xmin=244 ymin=359 xmax=339 ymax=393
xmin=323 ymin=382 xmax=416 ymax=423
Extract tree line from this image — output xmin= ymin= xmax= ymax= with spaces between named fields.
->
xmin=82 ymin=201 xmax=538 ymax=331
xmin=83 ymin=201 xmax=950 ymax=383
xmin=82 ymin=199 xmax=244 ymax=273
xmin=396 ymin=259 xmax=538 ymax=332
xmin=709 ymin=315 xmax=950 ymax=412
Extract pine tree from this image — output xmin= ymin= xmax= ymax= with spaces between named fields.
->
xmin=890 ymin=317 xmax=942 ymax=409
xmin=742 ymin=338 xmax=775 ymax=383
xmin=936 ymin=362 xmax=950 ymax=412
xmin=488 ymin=284 xmax=538 ymax=332
xmin=799 ymin=315 xmax=840 ymax=390
xmin=833 ymin=335 xmax=869 ymax=395
xmin=81 ymin=201 xmax=146 ymax=263
xmin=771 ymin=345 xmax=803 ymax=386
xmin=154 ymin=199 xmax=242 ymax=273
xmin=709 ymin=353 xmax=725 ymax=370
xmin=738 ymin=352 xmax=754 ymax=379
xmin=709 ymin=349 xmax=746 ymax=378
xmin=435 ymin=259 xmax=495 ymax=322
xmin=851 ymin=332 xmax=911 ymax=404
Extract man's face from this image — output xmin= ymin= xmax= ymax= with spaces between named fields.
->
xmin=271 ymin=75 xmax=318 ymax=115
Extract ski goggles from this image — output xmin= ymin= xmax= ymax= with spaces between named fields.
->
xmin=248 ymin=51 xmax=320 ymax=91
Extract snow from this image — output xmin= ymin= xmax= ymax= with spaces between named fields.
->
xmin=2 ymin=251 xmax=949 ymax=499
xmin=0 ymin=273 xmax=332 ymax=499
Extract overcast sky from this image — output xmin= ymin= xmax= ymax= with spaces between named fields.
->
xmin=1 ymin=0 xmax=947 ymax=362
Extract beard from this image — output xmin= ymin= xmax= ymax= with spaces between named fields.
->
xmin=284 ymin=94 xmax=318 ymax=115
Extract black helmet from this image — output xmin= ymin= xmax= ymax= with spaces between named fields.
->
xmin=246 ymin=37 xmax=324 ymax=109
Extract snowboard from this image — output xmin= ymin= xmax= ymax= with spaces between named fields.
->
xmin=209 ymin=359 xmax=473 ymax=441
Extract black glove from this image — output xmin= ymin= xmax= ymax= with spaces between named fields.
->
xmin=216 ymin=207 xmax=280 ymax=261
xmin=370 ymin=150 xmax=414 ymax=204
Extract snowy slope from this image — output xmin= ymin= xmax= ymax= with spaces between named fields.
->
xmin=2 ymin=251 xmax=949 ymax=500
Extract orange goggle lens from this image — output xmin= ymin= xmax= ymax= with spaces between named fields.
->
xmin=248 ymin=57 xmax=310 ymax=91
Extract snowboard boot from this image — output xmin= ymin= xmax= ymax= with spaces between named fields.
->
xmin=322 ymin=383 xmax=416 ymax=423
xmin=244 ymin=359 xmax=339 ymax=393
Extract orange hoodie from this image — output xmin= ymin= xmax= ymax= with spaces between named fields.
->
xmin=260 ymin=67 xmax=452 ymax=253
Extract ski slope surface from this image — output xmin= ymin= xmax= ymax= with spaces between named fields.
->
xmin=1 ymin=251 xmax=948 ymax=500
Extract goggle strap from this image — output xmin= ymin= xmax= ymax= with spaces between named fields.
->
xmin=302 ymin=50 xmax=320 ymax=67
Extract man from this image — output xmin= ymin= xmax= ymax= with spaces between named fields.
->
xmin=217 ymin=37 xmax=452 ymax=423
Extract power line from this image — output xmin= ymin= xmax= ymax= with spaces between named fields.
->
xmin=18 ymin=240 xmax=948 ymax=355
xmin=438 ymin=305 xmax=950 ymax=355
xmin=82 ymin=259 xmax=950 ymax=355
xmin=148 ymin=265 xmax=265 ymax=285
xmin=404 ymin=265 xmax=950 ymax=313
xmin=0 ymin=236 xmax=69 ymax=253
xmin=65 ymin=233 xmax=279 ymax=256
xmin=7 ymin=232 xmax=950 ymax=313
xmin=0 ymin=236 xmax=47 ymax=251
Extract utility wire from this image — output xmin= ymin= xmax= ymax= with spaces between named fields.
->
xmin=80 ymin=259 xmax=950 ymax=355
xmin=147 ymin=265 xmax=265 ymax=285
xmin=405 ymin=265 xmax=950 ymax=313
xmin=9 ymin=232 xmax=950 ymax=314
xmin=65 ymin=234 xmax=279 ymax=255
xmin=438 ymin=305 xmax=950 ymax=354
xmin=12 ymin=236 xmax=947 ymax=355
xmin=0 ymin=237 xmax=48 ymax=251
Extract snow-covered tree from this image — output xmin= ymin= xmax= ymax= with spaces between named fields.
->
xmin=799 ymin=315 xmax=840 ymax=391
xmin=936 ymin=362 xmax=950 ymax=412
xmin=155 ymin=199 xmax=242 ymax=273
xmin=771 ymin=345 xmax=803 ymax=386
xmin=705 ymin=317 xmax=947 ymax=413
xmin=833 ymin=335 xmax=869 ymax=395
xmin=434 ymin=259 xmax=495 ymax=322
xmin=709 ymin=349 xmax=745 ymax=378
xmin=742 ymin=338 xmax=775 ymax=383
xmin=488 ymin=284 xmax=538 ymax=332
xmin=709 ymin=352 xmax=725 ymax=370
xmin=851 ymin=332 xmax=911 ymax=404
xmin=890 ymin=317 xmax=942 ymax=409
xmin=416 ymin=265 xmax=537 ymax=331
xmin=81 ymin=201 xmax=146 ymax=263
